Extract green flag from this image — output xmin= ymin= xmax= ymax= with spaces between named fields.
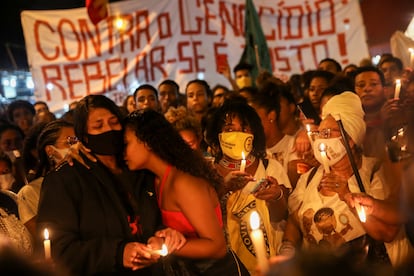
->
xmin=239 ymin=0 xmax=272 ymax=83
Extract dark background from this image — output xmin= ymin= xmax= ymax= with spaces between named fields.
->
xmin=1 ymin=0 xmax=413 ymax=70
xmin=0 ymin=0 xmax=85 ymax=69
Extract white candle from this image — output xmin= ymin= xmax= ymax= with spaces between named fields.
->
xmin=394 ymin=79 xmax=401 ymax=100
xmin=306 ymin=124 xmax=313 ymax=145
xmin=354 ymin=202 xmax=366 ymax=223
xmin=318 ymin=143 xmax=330 ymax=173
xmin=149 ymin=244 xmax=169 ymax=256
xmin=409 ymin=48 xmax=414 ymax=68
xmin=240 ymin=151 xmax=246 ymax=173
xmin=249 ymin=211 xmax=269 ymax=273
xmin=43 ymin=228 xmax=51 ymax=260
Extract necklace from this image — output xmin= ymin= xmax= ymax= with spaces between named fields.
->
xmin=218 ymin=154 xmax=256 ymax=170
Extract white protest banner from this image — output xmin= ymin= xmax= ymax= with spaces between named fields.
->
xmin=391 ymin=31 xmax=414 ymax=68
xmin=21 ymin=0 xmax=369 ymax=112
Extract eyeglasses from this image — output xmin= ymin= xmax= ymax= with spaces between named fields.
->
xmin=56 ymin=136 xmax=79 ymax=146
xmin=67 ymin=136 xmax=79 ymax=145
xmin=309 ymin=128 xmax=341 ymax=140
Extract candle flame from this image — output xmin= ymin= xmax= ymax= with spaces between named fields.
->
xmin=44 ymin=228 xmax=49 ymax=240
xmin=242 ymin=151 xmax=245 ymax=160
xmin=306 ymin=124 xmax=311 ymax=132
xmin=318 ymin=142 xmax=326 ymax=152
xmin=409 ymin=48 xmax=414 ymax=54
xmin=13 ymin=150 xmax=21 ymax=158
xmin=150 ymin=244 xmax=169 ymax=256
xmin=355 ymin=202 xmax=366 ymax=223
xmin=250 ymin=211 xmax=260 ymax=230
xmin=395 ymin=79 xmax=401 ymax=85
xmin=160 ymin=244 xmax=168 ymax=256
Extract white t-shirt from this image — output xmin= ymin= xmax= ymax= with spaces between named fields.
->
xmin=266 ymin=134 xmax=299 ymax=172
xmin=288 ymin=156 xmax=412 ymax=266
xmin=17 ymin=177 xmax=43 ymax=224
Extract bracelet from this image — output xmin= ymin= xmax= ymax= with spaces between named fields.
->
xmin=269 ymin=189 xmax=284 ymax=202
xmin=274 ymin=188 xmax=284 ymax=201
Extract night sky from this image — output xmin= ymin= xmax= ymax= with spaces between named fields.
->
xmin=0 ymin=1 xmax=89 ymax=69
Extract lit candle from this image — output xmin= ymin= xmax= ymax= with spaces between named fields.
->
xmin=318 ymin=143 xmax=330 ymax=173
xmin=409 ymin=48 xmax=414 ymax=68
xmin=249 ymin=211 xmax=269 ymax=273
xmin=43 ymin=228 xmax=51 ymax=260
xmin=149 ymin=244 xmax=169 ymax=256
xmin=240 ymin=151 xmax=246 ymax=173
xmin=306 ymin=124 xmax=313 ymax=145
xmin=394 ymin=79 xmax=401 ymax=100
xmin=354 ymin=202 xmax=366 ymax=223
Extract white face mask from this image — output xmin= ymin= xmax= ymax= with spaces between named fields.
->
xmin=0 ymin=173 xmax=15 ymax=190
xmin=50 ymin=145 xmax=70 ymax=164
xmin=313 ymin=137 xmax=347 ymax=167
xmin=219 ymin=131 xmax=253 ymax=160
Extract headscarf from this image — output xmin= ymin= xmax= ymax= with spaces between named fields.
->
xmin=322 ymin=91 xmax=366 ymax=146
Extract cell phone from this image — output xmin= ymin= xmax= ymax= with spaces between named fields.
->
xmin=215 ymin=54 xmax=227 ymax=73
xmin=297 ymin=100 xmax=321 ymax=125
xmin=250 ymin=178 xmax=268 ymax=193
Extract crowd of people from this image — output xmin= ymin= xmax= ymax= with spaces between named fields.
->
xmin=0 ymin=53 xmax=414 ymax=275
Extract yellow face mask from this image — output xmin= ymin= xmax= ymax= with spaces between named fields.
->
xmin=218 ymin=131 xmax=254 ymax=160
xmin=236 ymin=76 xmax=252 ymax=89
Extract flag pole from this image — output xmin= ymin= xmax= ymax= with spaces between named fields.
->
xmin=336 ymin=117 xmax=365 ymax=193
xmin=254 ymin=45 xmax=261 ymax=71
xmin=240 ymin=0 xmax=272 ymax=81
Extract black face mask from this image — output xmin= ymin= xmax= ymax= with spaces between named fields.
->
xmin=86 ymin=130 xmax=123 ymax=155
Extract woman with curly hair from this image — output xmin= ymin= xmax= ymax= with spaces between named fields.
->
xmin=204 ymin=95 xmax=291 ymax=274
xmin=37 ymin=95 xmax=184 ymax=275
xmin=124 ymin=109 xmax=249 ymax=275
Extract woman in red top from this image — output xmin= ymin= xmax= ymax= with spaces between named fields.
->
xmin=124 ymin=109 xmax=249 ymax=275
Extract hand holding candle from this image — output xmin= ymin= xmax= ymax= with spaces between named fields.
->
xmin=354 ymin=202 xmax=366 ymax=223
xmin=44 ymin=228 xmax=51 ymax=260
xmin=306 ymin=124 xmax=314 ymax=146
xmin=148 ymin=244 xmax=168 ymax=256
xmin=240 ymin=151 xmax=246 ymax=172
xmin=318 ymin=143 xmax=330 ymax=173
xmin=249 ymin=211 xmax=269 ymax=273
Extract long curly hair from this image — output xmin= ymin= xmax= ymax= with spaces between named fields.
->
xmin=124 ymin=109 xmax=223 ymax=191
xmin=204 ymin=96 xmax=267 ymax=162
